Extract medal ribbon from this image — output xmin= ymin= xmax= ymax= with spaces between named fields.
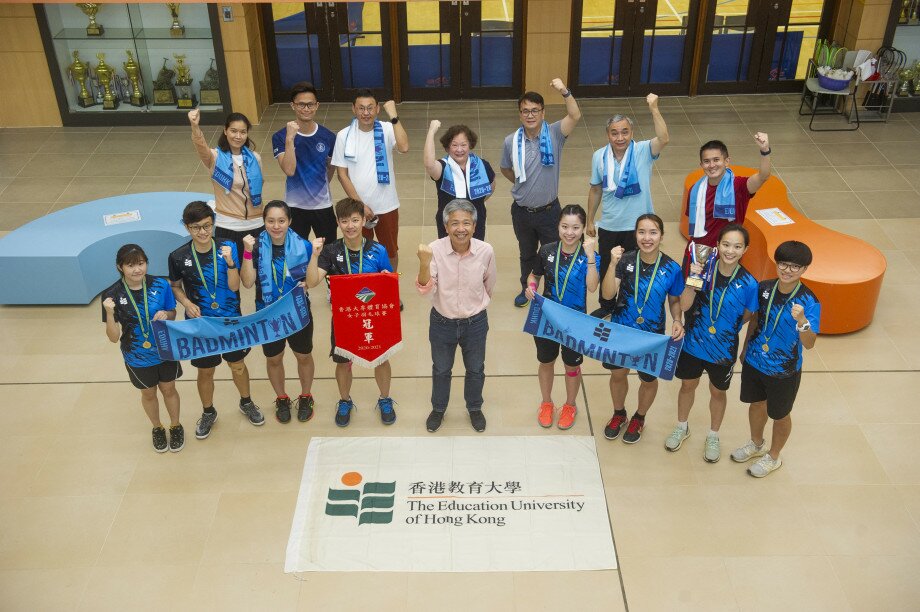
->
xmin=633 ymin=253 xmax=662 ymax=319
xmin=271 ymin=249 xmax=288 ymax=298
xmin=553 ymin=242 xmax=581 ymax=302
xmin=344 ymin=239 xmax=365 ymax=274
xmin=708 ymin=264 xmax=740 ymax=328
xmin=122 ymin=277 xmax=151 ymax=346
xmin=191 ymin=240 xmax=218 ymax=304
xmin=762 ymin=280 xmax=801 ymax=346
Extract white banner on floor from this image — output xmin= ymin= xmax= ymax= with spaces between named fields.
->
xmin=285 ymin=436 xmax=617 ymax=572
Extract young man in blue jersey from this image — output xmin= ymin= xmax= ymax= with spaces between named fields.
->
xmin=273 ymin=82 xmax=338 ymax=246
xmin=732 ymin=240 xmax=820 ymax=478
xmin=669 ymin=224 xmax=759 ymax=462
xmin=168 ymin=201 xmax=264 ymax=440
xmin=305 ymin=197 xmax=397 ymax=427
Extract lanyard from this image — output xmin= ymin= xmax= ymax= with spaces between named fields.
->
xmin=633 ymin=253 xmax=661 ymax=318
xmin=708 ymin=265 xmax=740 ymax=328
xmin=271 ymin=247 xmax=288 ymax=296
xmin=553 ymin=242 xmax=581 ymax=301
xmin=122 ymin=277 xmax=151 ymax=346
xmin=762 ymin=280 xmax=801 ymax=347
xmin=344 ymin=239 xmax=365 ymax=274
xmin=191 ymin=240 xmax=218 ymax=303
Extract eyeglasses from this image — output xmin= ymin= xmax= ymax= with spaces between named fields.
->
xmin=188 ymin=223 xmax=213 ymax=234
xmin=520 ymin=108 xmax=543 ymax=117
xmin=356 ymin=105 xmax=376 ymax=113
xmin=777 ymin=262 xmax=803 ymax=273
xmin=293 ymin=101 xmax=318 ymax=110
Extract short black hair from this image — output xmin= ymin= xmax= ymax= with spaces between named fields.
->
xmin=518 ymin=91 xmax=544 ymax=109
xmin=718 ymin=223 xmax=749 ymax=247
xmin=353 ymin=89 xmax=377 ymax=104
xmin=289 ymin=81 xmax=318 ymax=102
xmin=700 ymin=140 xmax=729 ymax=160
xmin=774 ymin=240 xmax=812 ymax=267
xmin=217 ymin=112 xmax=255 ymax=152
xmin=635 ymin=213 xmax=665 ymax=234
xmin=115 ymin=243 xmax=148 ymax=270
xmin=182 ymin=200 xmax=215 ymax=225
xmin=262 ymin=199 xmax=292 ymax=221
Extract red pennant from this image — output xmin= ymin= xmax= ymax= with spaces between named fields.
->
xmin=330 ymin=272 xmax=402 ymax=368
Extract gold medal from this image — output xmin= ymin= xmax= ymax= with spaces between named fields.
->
xmin=708 ymin=325 xmax=717 ymax=334
xmin=762 ymin=343 xmax=769 ymax=352
xmin=636 ymin=316 xmax=645 ymax=324
xmin=142 ymin=340 xmax=152 ymax=349
xmin=211 ymin=301 xmax=219 ymax=309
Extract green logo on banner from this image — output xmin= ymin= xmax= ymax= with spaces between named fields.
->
xmin=325 ymin=472 xmax=395 ymax=524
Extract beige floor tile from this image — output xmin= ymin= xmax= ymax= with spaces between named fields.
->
xmin=512 ymin=571 xmax=626 ymax=611
xmin=296 ymin=572 xmax=410 ymax=611
xmin=834 ymin=372 xmax=920 ymax=423
xmin=814 ymin=335 xmax=908 ymax=370
xmin=406 ymin=572 xmax=514 ymax=612
xmin=618 ymin=555 xmax=738 ymax=611
xmin=898 ymin=485 xmax=920 ymax=527
xmin=0 ymin=567 xmax=92 ymax=611
xmin=857 ymin=190 xmax=920 ymax=219
xmin=861 ymin=424 xmax=920 ymax=484
xmin=201 ymin=491 xmax=298 ymax=564
xmin=608 ymin=486 xmax=719 ymax=556
xmin=775 ymin=166 xmax=847 ymax=192
xmin=80 ymin=152 xmax=149 ymax=177
xmin=187 ymin=562 xmax=301 ymax=611
xmin=726 ymin=556 xmax=849 ymax=611
xmin=0 ymin=177 xmax=71 ymax=203
xmin=78 ymin=564 xmax=198 ymax=612
xmin=0 ymin=132 xmax=51 ymax=155
xmin=784 ymin=423 xmax=890 ymax=485
xmin=831 ymin=555 xmax=920 ymax=611
xmin=17 ymin=153 xmax=89 ymax=178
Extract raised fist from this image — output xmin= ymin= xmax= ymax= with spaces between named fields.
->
xmin=754 ymin=131 xmax=770 ymax=152
xmin=646 ymin=93 xmax=659 ymax=108
xmin=382 ymin=100 xmax=397 ymax=118
xmin=312 ymin=237 xmax=325 ymax=254
xmin=187 ymin=108 xmax=200 ymax=126
xmin=103 ymin=297 xmax=116 ymax=312
xmin=610 ymin=245 xmax=625 ymax=264
xmin=550 ymin=78 xmax=567 ymax=93
xmin=790 ymin=303 xmax=805 ymax=323
xmin=417 ymin=243 xmax=433 ymax=262
xmin=220 ymin=245 xmax=233 ymax=263
xmin=429 ymin=119 xmax=441 ymax=132
xmin=242 ymin=234 xmax=256 ymax=253
xmin=286 ymin=121 xmax=299 ymax=140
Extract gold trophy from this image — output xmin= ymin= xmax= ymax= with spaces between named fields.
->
xmin=123 ymin=50 xmax=145 ymax=107
xmin=686 ymin=242 xmax=713 ymax=290
xmin=198 ymin=59 xmax=221 ymax=105
xmin=166 ymin=3 xmax=185 ymax=37
xmin=898 ymin=68 xmax=914 ymax=97
xmin=93 ymin=53 xmax=119 ymax=110
xmin=173 ymin=53 xmax=197 ymax=109
xmin=68 ymin=50 xmax=96 ymax=108
xmin=152 ymin=58 xmax=177 ymax=105
xmin=76 ymin=3 xmax=104 ymax=36
xmin=901 ymin=0 xmax=911 ymax=23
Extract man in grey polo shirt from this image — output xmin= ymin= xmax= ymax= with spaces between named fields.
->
xmin=501 ymin=78 xmax=581 ymax=308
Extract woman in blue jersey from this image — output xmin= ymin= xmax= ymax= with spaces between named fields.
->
xmin=599 ymin=213 xmax=685 ymax=444
xmin=668 ymin=224 xmax=759 ymax=462
xmin=525 ymin=204 xmax=599 ymax=430
xmin=102 ymin=244 xmax=182 ymax=453
xmin=240 ymin=200 xmax=316 ymax=425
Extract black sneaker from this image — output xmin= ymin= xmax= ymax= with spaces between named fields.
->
xmin=335 ymin=399 xmax=355 ymax=427
xmin=239 ymin=399 xmax=265 ymax=426
xmin=604 ymin=410 xmax=628 ymax=440
xmin=152 ymin=426 xmax=168 ymax=453
xmin=376 ymin=397 xmax=397 ymax=425
xmin=275 ymin=396 xmax=292 ymax=424
xmin=622 ymin=415 xmax=645 ymax=444
xmin=426 ymin=410 xmax=444 ymax=433
xmin=168 ymin=424 xmax=185 ymax=452
xmin=297 ymin=394 xmax=315 ymax=422
xmin=469 ymin=410 xmax=486 ymax=432
xmin=195 ymin=411 xmax=218 ymax=440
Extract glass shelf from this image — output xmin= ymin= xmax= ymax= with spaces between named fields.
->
xmin=134 ymin=28 xmax=213 ymax=40
xmin=53 ymin=27 xmax=136 ymax=40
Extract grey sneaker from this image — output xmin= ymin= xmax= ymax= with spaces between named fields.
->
xmin=195 ymin=411 xmax=218 ymax=440
xmin=703 ymin=433 xmax=721 ymax=463
xmin=664 ymin=425 xmax=689 ymax=452
xmin=731 ymin=439 xmax=766 ymax=463
xmin=748 ymin=453 xmax=783 ymax=478
xmin=239 ymin=399 xmax=265 ymax=426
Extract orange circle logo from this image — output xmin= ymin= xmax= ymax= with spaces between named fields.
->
xmin=341 ymin=472 xmax=362 ymax=486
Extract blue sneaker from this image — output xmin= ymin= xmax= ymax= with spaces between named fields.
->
xmin=513 ymin=291 xmax=528 ymax=308
xmin=335 ymin=399 xmax=355 ymax=427
xmin=376 ymin=397 xmax=397 ymax=425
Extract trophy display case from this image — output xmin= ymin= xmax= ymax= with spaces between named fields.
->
xmin=36 ymin=3 xmax=230 ymax=126
xmin=886 ymin=0 xmax=920 ymax=112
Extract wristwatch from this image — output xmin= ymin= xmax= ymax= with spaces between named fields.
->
xmin=796 ymin=320 xmax=811 ymax=332
xmin=562 ymin=89 xmax=572 ymax=98
xmin=760 ymin=148 xmax=772 ymax=156
xmin=390 ymin=116 xmax=399 ymax=125
xmin=226 ymin=263 xmax=236 ymax=270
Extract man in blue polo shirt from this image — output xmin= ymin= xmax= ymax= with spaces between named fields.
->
xmin=273 ymin=82 xmax=337 ymax=246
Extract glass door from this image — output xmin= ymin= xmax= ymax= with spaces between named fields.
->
xmin=397 ymin=1 xmax=460 ymax=99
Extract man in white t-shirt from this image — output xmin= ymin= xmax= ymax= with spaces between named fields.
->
xmin=332 ymin=89 xmax=409 ymax=271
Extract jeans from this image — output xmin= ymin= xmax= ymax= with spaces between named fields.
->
xmin=511 ymin=200 xmax=561 ymax=290
xmin=429 ymin=308 xmax=489 ymax=413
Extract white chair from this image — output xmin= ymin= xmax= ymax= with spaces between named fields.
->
xmin=798 ymin=50 xmax=862 ymax=131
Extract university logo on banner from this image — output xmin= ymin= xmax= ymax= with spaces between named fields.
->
xmin=330 ymin=272 xmax=402 ymax=368
xmin=325 ymin=472 xmax=395 ymax=524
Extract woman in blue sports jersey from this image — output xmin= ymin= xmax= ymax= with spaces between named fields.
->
xmin=101 ymin=244 xmax=182 ymax=453
xmin=599 ymin=213 xmax=685 ymax=445
xmin=240 ymin=201 xmax=316 ymax=425
xmin=668 ymin=223 xmax=759 ymax=463
xmin=525 ymin=204 xmax=599 ymax=431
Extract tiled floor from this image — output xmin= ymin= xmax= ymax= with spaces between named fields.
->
xmin=1 ymin=95 xmax=920 ymax=611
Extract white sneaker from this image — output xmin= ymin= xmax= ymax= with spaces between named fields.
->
xmin=731 ymin=439 xmax=766 ymax=463
xmin=703 ymin=433 xmax=721 ymax=463
xmin=664 ymin=425 xmax=689 ymax=451
xmin=748 ymin=453 xmax=783 ymax=478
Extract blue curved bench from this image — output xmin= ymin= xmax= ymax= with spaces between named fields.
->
xmin=0 ymin=192 xmax=210 ymax=305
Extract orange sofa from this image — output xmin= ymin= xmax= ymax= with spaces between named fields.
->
xmin=680 ymin=167 xmax=886 ymax=334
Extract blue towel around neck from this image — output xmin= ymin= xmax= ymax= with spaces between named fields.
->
xmin=212 ymin=146 xmax=263 ymax=206
xmin=688 ymin=168 xmax=736 ymax=238
xmin=257 ymin=228 xmax=310 ymax=306
xmin=439 ymin=153 xmax=492 ymax=199
xmin=343 ymin=118 xmax=390 ymax=184
xmin=603 ymin=141 xmax=641 ymax=199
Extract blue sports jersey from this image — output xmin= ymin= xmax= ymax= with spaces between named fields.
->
xmin=317 ymin=238 xmax=392 ymax=276
xmin=683 ymin=265 xmax=759 ymax=365
xmin=272 ymin=125 xmax=336 ymax=210
xmin=168 ymin=240 xmax=241 ymax=318
xmin=532 ymin=240 xmax=600 ymax=313
xmin=744 ymin=279 xmax=821 ymax=377
xmin=102 ymin=276 xmax=176 ymax=368
xmin=611 ymin=251 xmax=684 ymax=334
xmin=253 ymin=238 xmax=313 ymax=311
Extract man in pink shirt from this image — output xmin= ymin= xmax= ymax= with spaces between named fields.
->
xmin=416 ymin=199 xmax=497 ymax=432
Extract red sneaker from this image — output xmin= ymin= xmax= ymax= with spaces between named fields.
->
xmin=538 ymin=402 xmax=554 ymax=428
xmin=557 ymin=404 xmax=577 ymax=430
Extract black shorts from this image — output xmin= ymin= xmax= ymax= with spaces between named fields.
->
xmin=290 ymin=206 xmax=338 ymax=244
xmin=329 ymin=322 xmax=350 ymax=364
xmin=534 ymin=336 xmax=583 ymax=367
xmin=125 ymin=361 xmax=182 ymax=390
xmin=190 ymin=348 xmax=251 ymax=369
xmin=215 ymin=224 xmax=264 ymax=260
xmin=262 ymin=319 xmax=314 ymax=358
xmin=675 ymin=351 xmax=734 ymax=391
xmin=740 ymin=362 xmax=801 ymax=420
xmin=603 ymin=361 xmax=657 ymax=383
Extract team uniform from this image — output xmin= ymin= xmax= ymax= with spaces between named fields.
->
xmin=531 ymin=241 xmax=600 ymax=366
xmin=271 ymin=124 xmax=337 ymax=243
xmin=677 ymin=265 xmax=759 ymax=390
xmin=167 ymin=240 xmax=250 ymax=369
xmin=317 ymin=239 xmax=392 ymax=363
xmin=741 ymin=279 xmax=821 ymax=419
xmin=604 ymin=251 xmax=684 ymax=381
xmin=102 ymin=275 xmax=182 ymax=389
xmin=250 ymin=236 xmax=314 ymax=358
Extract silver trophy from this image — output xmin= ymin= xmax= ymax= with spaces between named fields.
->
xmin=686 ymin=242 xmax=712 ymax=290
